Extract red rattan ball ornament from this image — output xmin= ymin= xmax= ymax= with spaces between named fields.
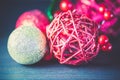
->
xmin=46 ymin=10 xmax=100 ymax=65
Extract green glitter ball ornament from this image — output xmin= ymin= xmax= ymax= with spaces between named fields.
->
xmin=7 ymin=26 xmax=46 ymax=65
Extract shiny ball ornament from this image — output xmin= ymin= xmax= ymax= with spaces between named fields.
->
xmin=99 ymin=5 xmax=105 ymax=13
xmin=46 ymin=10 xmax=100 ymax=65
xmin=98 ymin=35 xmax=109 ymax=45
xmin=7 ymin=26 xmax=46 ymax=65
xmin=16 ymin=9 xmax=49 ymax=34
xmin=104 ymin=11 xmax=112 ymax=20
xmin=59 ymin=0 xmax=73 ymax=12
xmin=101 ymin=42 xmax=112 ymax=52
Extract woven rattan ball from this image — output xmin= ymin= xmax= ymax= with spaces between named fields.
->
xmin=47 ymin=10 xmax=100 ymax=65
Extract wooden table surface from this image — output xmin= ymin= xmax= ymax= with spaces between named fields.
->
xmin=1 ymin=37 xmax=120 ymax=80
xmin=0 ymin=0 xmax=120 ymax=80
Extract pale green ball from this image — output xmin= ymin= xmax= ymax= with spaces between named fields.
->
xmin=7 ymin=26 xmax=46 ymax=65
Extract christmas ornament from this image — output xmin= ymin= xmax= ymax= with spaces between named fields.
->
xmin=46 ymin=10 xmax=100 ymax=65
xmin=103 ymin=11 xmax=112 ymax=20
xmin=98 ymin=35 xmax=109 ymax=46
xmin=98 ymin=34 xmax=112 ymax=52
xmin=101 ymin=42 xmax=112 ymax=52
xmin=59 ymin=0 xmax=73 ymax=12
xmin=16 ymin=9 xmax=49 ymax=34
xmin=99 ymin=5 xmax=105 ymax=13
xmin=16 ymin=9 xmax=51 ymax=61
xmin=7 ymin=26 xmax=47 ymax=65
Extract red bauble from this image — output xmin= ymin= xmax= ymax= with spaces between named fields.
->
xmin=16 ymin=9 xmax=49 ymax=34
xmin=99 ymin=5 xmax=105 ymax=13
xmin=46 ymin=10 xmax=100 ymax=65
xmin=104 ymin=11 xmax=112 ymax=20
xmin=101 ymin=42 xmax=112 ymax=52
xmin=98 ymin=35 xmax=109 ymax=45
xmin=59 ymin=0 xmax=73 ymax=12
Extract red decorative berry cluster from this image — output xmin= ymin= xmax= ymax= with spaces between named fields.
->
xmin=98 ymin=35 xmax=112 ymax=52
xmin=99 ymin=5 xmax=113 ymax=20
xmin=59 ymin=0 xmax=73 ymax=12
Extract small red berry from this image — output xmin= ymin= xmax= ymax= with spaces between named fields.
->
xmin=101 ymin=42 xmax=112 ymax=52
xmin=99 ymin=5 xmax=105 ymax=13
xmin=104 ymin=11 xmax=112 ymax=20
xmin=59 ymin=0 xmax=73 ymax=12
xmin=98 ymin=35 xmax=109 ymax=45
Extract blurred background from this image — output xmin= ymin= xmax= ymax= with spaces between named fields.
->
xmin=0 ymin=0 xmax=120 ymax=80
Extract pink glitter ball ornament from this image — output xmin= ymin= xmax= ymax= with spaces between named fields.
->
xmin=46 ymin=10 xmax=100 ymax=65
xmin=16 ymin=9 xmax=49 ymax=34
